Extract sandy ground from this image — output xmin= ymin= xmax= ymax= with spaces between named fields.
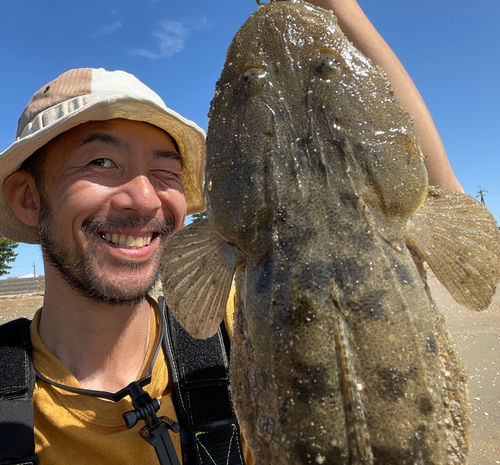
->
xmin=0 ymin=278 xmax=499 ymax=464
xmin=426 ymin=274 xmax=500 ymax=465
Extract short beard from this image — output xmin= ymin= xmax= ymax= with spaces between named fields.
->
xmin=37 ymin=189 xmax=174 ymax=307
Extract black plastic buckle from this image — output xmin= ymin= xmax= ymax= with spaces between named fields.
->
xmin=123 ymin=381 xmax=181 ymax=465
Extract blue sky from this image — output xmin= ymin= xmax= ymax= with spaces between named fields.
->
xmin=1 ymin=0 xmax=499 ymax=278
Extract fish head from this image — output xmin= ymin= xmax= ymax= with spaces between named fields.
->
xmin=206 ymin=0 xmax=428 ymax=254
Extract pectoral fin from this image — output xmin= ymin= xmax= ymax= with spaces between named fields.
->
xmin=160 ymin=218 xmax=240 ymax=339
xmin=408 ymin=187 xmax=500 ymax=311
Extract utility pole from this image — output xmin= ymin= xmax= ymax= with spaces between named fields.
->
xmin=33 ymin=261 xmax=36 ymax=278
xmin=477 ymin=186 xmax=487 ymax=205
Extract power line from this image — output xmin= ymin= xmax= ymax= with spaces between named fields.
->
xmin=477 ymin=186 xmax=488 ymax=205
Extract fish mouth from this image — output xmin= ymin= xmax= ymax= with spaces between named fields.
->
xmin=98 ymin=232 xmax=155 ymax=249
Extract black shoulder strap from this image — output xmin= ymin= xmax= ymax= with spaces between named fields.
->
xmin=0 ymin=318 xmax=38 ymax=465
xmin=159 ymin=297 xmax=245 ymax=465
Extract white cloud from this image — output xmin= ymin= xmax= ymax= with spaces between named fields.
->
xmin=130 ymin=18 xmax=210 ymax=59
xmin=91 ymin=21 xmax=123 ymax=39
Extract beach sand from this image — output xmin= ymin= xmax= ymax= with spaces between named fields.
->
xmin=0 ymin=276 xmax=498 ymax=464
xmin=428 ymin=273 xmax=500 ymax=464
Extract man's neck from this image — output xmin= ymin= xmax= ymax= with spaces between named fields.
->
xmin=39 ymin=271 xmax=152 ymax=393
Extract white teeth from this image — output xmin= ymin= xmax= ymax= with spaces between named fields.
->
xmin=102 ymin=233 xmax=153 ymax=249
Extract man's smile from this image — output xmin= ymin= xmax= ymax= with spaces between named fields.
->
xmin=99 ymin=232 xmax=154 ymax=249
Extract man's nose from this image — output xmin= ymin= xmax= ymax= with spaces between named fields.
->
xmin=111 ymin=175 xmax=162 ymax=217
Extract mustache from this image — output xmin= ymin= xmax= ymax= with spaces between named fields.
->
xmin=81 ymin=216 xmax=175 ymax=236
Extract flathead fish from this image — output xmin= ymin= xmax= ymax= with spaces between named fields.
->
xmin=160 ymin=1 xmax=500 ymax=463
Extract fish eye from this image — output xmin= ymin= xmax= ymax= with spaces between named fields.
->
xmin=314 ymin=47 xmax=344 ymax=79
xmin=240 ymin=64 xmax=267 ymax=94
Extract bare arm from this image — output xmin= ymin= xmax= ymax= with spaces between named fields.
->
xmin=305 ymin=0 xmax=464 ymax=191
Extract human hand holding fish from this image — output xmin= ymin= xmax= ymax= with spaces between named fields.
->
xmin=296 ymin=0 xmax=464 ymax=192
xmin=160 ymin=1 xmax=500 ymax=463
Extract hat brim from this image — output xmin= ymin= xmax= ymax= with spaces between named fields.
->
xmin=0 ymin=95 xmax=206 ymax=244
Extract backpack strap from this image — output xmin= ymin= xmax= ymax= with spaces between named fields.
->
xmin=0 ymin=318 xmax=38 ymax=465
xmin=159 ymin=297 xmax=245 ymax=465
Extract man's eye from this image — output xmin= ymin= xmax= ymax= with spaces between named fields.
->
xmin=89 ymin=158 xmax=114 ymax=168
xmin=153 ymin=169 xmax=182 ymax=180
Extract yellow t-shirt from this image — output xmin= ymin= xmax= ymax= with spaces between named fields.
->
xmin=30 ymin=296 xmax=254 ymax=464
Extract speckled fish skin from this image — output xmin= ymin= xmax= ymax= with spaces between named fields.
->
xmin=161 ymin=1 xmax=500 ymax=464
xmin=207 ymin=2 xmax=459 ymax=464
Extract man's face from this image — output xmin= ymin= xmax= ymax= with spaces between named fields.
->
xmin=35 ymin=119 xmax=186 ymax=305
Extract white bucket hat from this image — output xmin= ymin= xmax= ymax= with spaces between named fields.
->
xmin=0 ymin=68 xmax=206 ymax=244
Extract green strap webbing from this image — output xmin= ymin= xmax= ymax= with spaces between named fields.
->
xmin=160 ymin=297 xmax=245 ymax=465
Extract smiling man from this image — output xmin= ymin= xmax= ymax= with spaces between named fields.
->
xmin=29 ymin=119 xmax=184 ymax=310
xmin=0 ymin=68 xmax=247 ymax=465
xmin=0 ymin=1 xmax=464 ymax=464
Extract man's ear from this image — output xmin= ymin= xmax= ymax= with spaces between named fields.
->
xmin=3 ymin=170 xmax=41 ymax=227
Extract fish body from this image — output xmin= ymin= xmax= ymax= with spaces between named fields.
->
xmin=161 ymin=1 xmax=500 ymax=464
